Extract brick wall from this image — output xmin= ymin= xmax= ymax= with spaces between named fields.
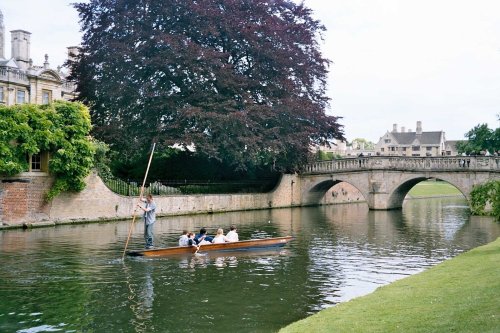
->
xmin=0 ymin=179 xmax=30 ymax=223
xmin=0 ymin=175 xmax=53 ymax=224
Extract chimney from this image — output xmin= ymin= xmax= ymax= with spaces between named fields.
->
xmin=67 ymin=46 xmax=80 ymax=62
xmin=66 ymin=46 xmax=80 ymax=75
xmin=416 ymin=121 xmax=422 ymax=135
xmin=392 ymin=124 xmax=398 ymax=132
xmin=11 ymin=29 xmax=31 ymax=70
xmin=401 ymin=126 xmax=405 ymax=133
xmin=0 ymin=9 xmax=4 ymax=59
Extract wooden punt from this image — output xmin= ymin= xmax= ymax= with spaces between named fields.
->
xmin=127 ymin=235 xmax=293 ymax=257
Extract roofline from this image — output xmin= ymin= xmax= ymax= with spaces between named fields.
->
xmin=10 ymin=29 xmax=32 ymax=34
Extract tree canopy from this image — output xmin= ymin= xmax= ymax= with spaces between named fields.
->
xmin=351 ymin=138 xmax=375 ymax=150
xmin=456 ymin=123 xmax=500 ymax=155
xmin=71 ymin=0 xmax=344 ymax=172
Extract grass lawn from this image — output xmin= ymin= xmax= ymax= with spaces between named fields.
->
xmin=279 ymin=237 xmax=500 ymax=333
xmin=407 ymin=180 xmax=462 ymax=198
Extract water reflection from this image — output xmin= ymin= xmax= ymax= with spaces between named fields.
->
xmin=0 ymin=197 xmax=499 ymax=333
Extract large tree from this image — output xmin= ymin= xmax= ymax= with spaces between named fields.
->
xmin=456 ymin=123 xmax=500 ymax=155
xmin=71 ymin=0 xmax=344 ymax=172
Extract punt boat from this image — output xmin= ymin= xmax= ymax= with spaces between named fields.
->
xmin=127 ymin=235 xmax=293 ymax=257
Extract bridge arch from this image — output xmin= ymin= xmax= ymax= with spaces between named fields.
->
xmin=386 ymin=176 xmax=468 ymax=210
xmin=301 ymin=174 xmax=369 ymax=206
xmin=300 ymin=156 xmax=499 ymax=210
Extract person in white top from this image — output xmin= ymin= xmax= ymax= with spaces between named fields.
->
xmin=212 ymin=228 xmax=230 ymax=243
xmin=178 ymin=230 xmax=189 ymax=246
xmin=225 ymin=225 xmax=239 ymax=242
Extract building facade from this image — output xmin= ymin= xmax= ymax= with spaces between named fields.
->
xmin=0 ymin=8 xmax=78 ymax=172
xmin=375 ymin=121 xmax=448 ymax=157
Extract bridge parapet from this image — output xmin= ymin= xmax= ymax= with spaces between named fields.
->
xmin=303 ymin=156 xmax=500 ymax=174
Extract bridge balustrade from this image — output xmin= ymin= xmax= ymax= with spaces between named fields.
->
xmin=303 ymin=156 xmax=500 ymax=174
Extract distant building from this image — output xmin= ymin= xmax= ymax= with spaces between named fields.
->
xmin=0 ymin=8 xmax=78 ymax=172
xmin=443 ymin=140 xmax=464 ymax=156
xmin=313 ymin=139 xmax=348 ymax=157
xmin=375 ymin=121 xmax=449 ymax=157
xmin=315 ymin=139 xmax=375 ymax=158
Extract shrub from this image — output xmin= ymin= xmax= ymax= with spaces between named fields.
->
xmin=470 ymin=180 xmax=500 ymax=221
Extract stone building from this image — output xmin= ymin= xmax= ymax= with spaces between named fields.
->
xmin=315 ymin=139 xmax=376 ymax=158
xmin=375 ymin=121 xmax=448 ymax=157
xmin=0 ymin=8 xmax=78 ymax=107
xmin=0 ymin=8 xmax=78 ymax=172
xmin=443 ymin=140 xmax=462 ymax=156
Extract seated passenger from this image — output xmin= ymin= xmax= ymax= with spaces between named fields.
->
xmin=212 ymin=228 xmax=230 ymax=244
xmin=195 ymin=227 xmax=214 ymax=244
xmin=178 ymin=230 xmax=189 ymax=246
xmin=225 ymin=225 xmax=239 ymax=242
xmin=187 ymin=233 xmax=198 ymax=247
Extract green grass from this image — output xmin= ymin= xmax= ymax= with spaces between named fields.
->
xmin=279 ymin=237 xmax=500 ymax=333
xmin=407 ymin=181 xmax=462 ymax=198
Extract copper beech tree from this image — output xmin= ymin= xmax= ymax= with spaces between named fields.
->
xmin=71 ymin=0 xmax=344 ymax=172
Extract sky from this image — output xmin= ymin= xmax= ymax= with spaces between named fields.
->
xmin=1 ymin=0 xmax=499 ymax=142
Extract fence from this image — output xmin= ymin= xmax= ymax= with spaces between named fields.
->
xmin=102 ymin=177 xmax=278 ymax=196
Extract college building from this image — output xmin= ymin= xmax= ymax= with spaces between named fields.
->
xmin=375 ymin=121 xmax=459 ymax=157
xmin=0 ymin=8 xmax=78 ymax=172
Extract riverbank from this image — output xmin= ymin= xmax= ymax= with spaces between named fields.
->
xmin=406 ymin=180 xmax=462 ymax=198
xmin=279 ymin=237 xmax=500 ymax=333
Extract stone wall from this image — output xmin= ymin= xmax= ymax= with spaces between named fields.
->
xmin=0 ymin=171 xmax=360 ymax=226
xmin=48 ymin=171 xmax=302 ymax=223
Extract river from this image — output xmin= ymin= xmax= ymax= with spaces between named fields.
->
xmin=0 ymin=197 xmax=498 ymax=333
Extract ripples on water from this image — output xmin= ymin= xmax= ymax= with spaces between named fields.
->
xmin=0 ymin=197 xmax=499 ymax=332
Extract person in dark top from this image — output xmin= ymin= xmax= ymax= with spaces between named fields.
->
xmin=194 ymin=227 xmax=213 ymax=244
xmin=187 ymin=233 xmax=198 ymax=248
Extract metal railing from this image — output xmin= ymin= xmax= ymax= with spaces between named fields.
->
xmin=102 ymin=177 xmax=278 ymax=196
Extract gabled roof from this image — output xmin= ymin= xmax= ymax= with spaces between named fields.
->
xmin=391 ymin=131 xmax=444 ymax=145
xmin=444 ymin=140 xmax=464 ymax=149
xmin=32 ymin=68 xmax=62 ymax=81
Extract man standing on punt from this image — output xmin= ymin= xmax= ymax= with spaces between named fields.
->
xmin=137 ymin=194 xmax=157 ymax=249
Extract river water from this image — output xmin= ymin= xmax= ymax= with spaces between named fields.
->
xmin=0 ymin=197 xmax=499 ymax=333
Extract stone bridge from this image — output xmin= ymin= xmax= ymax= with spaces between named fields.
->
xmin=299 ymin=156 xmax=500 ymax=210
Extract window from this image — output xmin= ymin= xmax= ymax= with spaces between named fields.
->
xmin=384 ymin=139 xmax=391 ymax=143
xmin=426 ymin=147 xmax=432 ymax=151
xmin=0 ymin=86 xmax=4 ymax=103
xmin=31 ymin=153 xmax=42 ymax=171
xmin=412 ymin=146 xmax=420 ymax=151
xmin=42 ymin=90 xmax=52 ymax=104
xmin=25 ymin=152 xmax=48 ymax=173
xmin=16 ymin=90 xmax=26 ymax=104
xmin=402 ymin=147 xmax=407 ymax=151
xmin=381 ymin=148 xmax=385 ymax=152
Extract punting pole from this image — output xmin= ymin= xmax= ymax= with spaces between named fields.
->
xmin=122 ymin=142 xmax=156 ymax=260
